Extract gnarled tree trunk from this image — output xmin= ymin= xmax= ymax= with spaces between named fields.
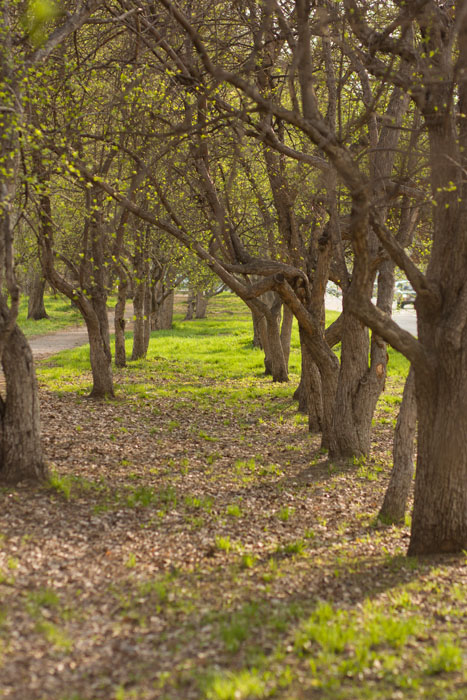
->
xmin=379 ymin=368 xmax=416 ymax=524
xmin=280 ymin=303 xmax=293 ymax=371
xmin=27 ymin=273 xmax=48 ymax=320
xmin=0 ymin=324 xmax=47 ymax=483
xmin=409 ymin=345 xmax=467 ymax=554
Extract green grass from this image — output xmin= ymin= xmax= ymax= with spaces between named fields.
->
xmin=6 ymin=292 xmax=463 ymax=700
xmin=17 ymin=294 xmax=83 ymax=337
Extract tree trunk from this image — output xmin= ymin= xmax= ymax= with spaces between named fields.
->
xmin=184 ymin=290 xmax=195 ymax=320
xmin=27 ymin=274 xmax=48 ymax=320
xmin=379 ymin=368 xmax=416 ymax=524
xmin=85 ymin=309 xmax=114 ymax=399
xmin=329 ymin=312 xmax=371 ymax=458
xmin=251 ymin=308 xmax=263 ymax=348
xmin=303 ymin=344 xmax=323 ymax=433
xmin=293 ymin=367 xmax=306 ymax=412
xmin=131 ymin=277 xmax=147 ymax=360
xmin=114 ymin=275 xmax=128 ymax=368
xmin=151 ymin=286 xmax=174 ymax=330
xmin=0 ymin=325 xmax=48 ymax=483
xmin=195 ymin=291 xmax=208 ymax=319
xmin=268 ymin=321 xmax=288 ymax=382
xmin=159 ymin=291 xmax=174 ymax=330
xmin=143 ymin=281 xmax=151 ymax=351
xmin=295 ymin=330 xmax=323 ymax=430
xmin=280 ymin=303 xmax=293 ymax=371
xmin=408 ymin=354 xmax=467 ymax=554
xmin=329 ymin=293 xmax=388 ymax=460
xmin=264 ymin=307 xmax=288 ymax=382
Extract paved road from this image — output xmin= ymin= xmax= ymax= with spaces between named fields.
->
xmin=325 ymin=294 xmax=417 ymax=336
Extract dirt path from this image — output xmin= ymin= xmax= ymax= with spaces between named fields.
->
xmin=28 ymin=307 xmax=135 ymax=360
xmin=29 ymin=323 xmax=93 ymax=359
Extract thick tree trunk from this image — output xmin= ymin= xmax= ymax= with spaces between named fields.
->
xmin=114 ymin=276 xmax=128 ymax=368
xmin=195 ymin=291 xmax=208 ymax=319
xmin=379 ymin=369 xmax=416 ymax=524
xmin=159 ymin=291 xmax=174 ymax=330
xmin=295 ymin=331 xmax=323 ymax=431
xmin=27 ymin=274 xmax=48 ymax=320
xmin=329 ymin=312 xmax=371 ymax=458
xmin=409 ymin=356 xmax=467 ymax=554
xmin=251 ymin=308 xmax=263 ymax=348
xmin=85 ymin=310 xmax=114 ymax=399
xmin=264 ymin=309 xmax=288 ymax=382
xmin=152 ymin=287 xmax=174 ymax=330
xmin=304 ymin=351 xmax=323 ymax=434
xmin=293 ymin=362 xmax=306 ymax=412
xmin=329 ymin=295 xmax=388 ymax=460
xmin=0 ymin=325 xmax=48 ymax=483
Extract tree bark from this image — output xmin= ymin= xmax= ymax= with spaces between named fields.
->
xmin=143 ymin=280 xmax=151 ymax=351
xmin=27 ymin=273 xmax=48 ymax=320
xmin=84 ymin=308 xmax=114 ymax=399
xmin=409 ymin=350 xmax=467 ymax=554
xmin=184 ymin=289 xmax=195 ymax=320
xmin=379 ymin=368 xmax=416 ymax=524
xmin=0 ymin=324 xmax=48 ymax=484
xmin=280 ymin=303 xmax=293 ymax=371
xmin=266 ymin=308 xmax=288 ymax=382
xmin=131 ymin=277 xmax=147 ymax=360
xmin=301 ymin=336 xmax=323 ymax=433
xmin=329 ymin=311 xmax=371 ymax=458
xmin=251 ymin=307 xmax=263 ymax=348
xmin=114 ymin=275 xmax=128 ymax=368
xmin=254 ymin=290 xmax=288 ymax=382
xmin=195 ymin=290 xmax=208 ymax=318
xmin=159 ymin=290 xmax=174 ymax=330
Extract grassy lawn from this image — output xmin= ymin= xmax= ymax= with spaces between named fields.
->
xmin=1 ymin=294 xmax=465 ymax=700
xmin=18 ymin=295 xmax=83 ymax=338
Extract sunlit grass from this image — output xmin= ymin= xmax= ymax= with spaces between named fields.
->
xmin=18 ymin=294 xmax=82 ymax=338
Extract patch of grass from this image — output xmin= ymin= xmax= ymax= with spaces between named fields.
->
xmin=202 ymin=668 xmax=271 ymax=700
xmin=18 ymin=294 xmax=83 ymax=338
xmin=48 ymin=470 xmax=73 ymax=500
xmin=215 ymin=535 xmax=233 ymax=553
xmin=184 ymin=494 xmax=214 ymax=513
xmin=277 ymin=506 xmax=295 ymax=522
xmin=425 ymin=640 xmax=463 ymax=675
xmin=226 ymin=504 xmax=242 ymax=518
xmin=277 ymin=539 xmax=306 ymax=556
xmin=124 ymin=485 xmax=177 ymax=510
xmin=35 ymin=620 xmax=73 ymax=652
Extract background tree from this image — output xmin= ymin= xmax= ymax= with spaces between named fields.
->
xmin=0 ymin=0 xmax=101 ymax=483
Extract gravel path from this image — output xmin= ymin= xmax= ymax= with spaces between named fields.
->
xmin=28 ymin=307 xmax=135 ymax=360
xmin=29 ymin=323 xmax=92 ymax=359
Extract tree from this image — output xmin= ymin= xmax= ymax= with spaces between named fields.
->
xmin=150 ymin=0 xmax=467 ymax=554
xmin=0 ymin=0 xmax=102 ymax=483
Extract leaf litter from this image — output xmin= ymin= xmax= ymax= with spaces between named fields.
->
xmin=0 ymin=355 xmax=466 ymax=699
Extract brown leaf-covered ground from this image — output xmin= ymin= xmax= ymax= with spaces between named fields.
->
xmin=0 ymin=299 xmax=466 ymax=700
